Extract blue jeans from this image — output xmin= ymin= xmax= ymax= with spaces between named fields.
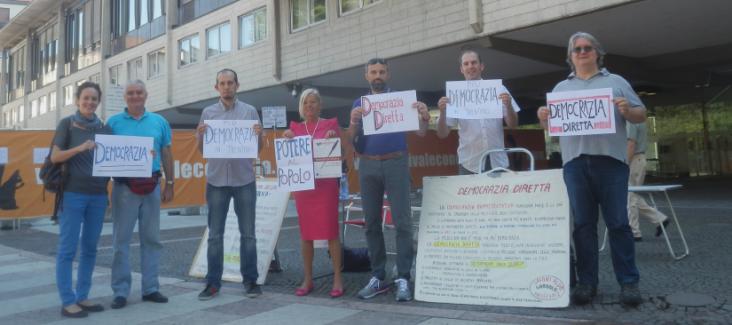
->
xmin=206 ymin=182 xmax=258 ymax=287
xmin=563 ymin=155 xmax=639 ymax=286
xmin=358 ymin=154 xmax=413 ymax=280
xmin=111 ymin=182 xmax=162 ymax=297
xmin=56 ymin=191 xmax=107 ymax=306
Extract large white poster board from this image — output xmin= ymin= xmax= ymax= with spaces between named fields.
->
xmin=188 ymin=179 xmax=290 ymax=285
xmin=92 ymin=134 xmax=153 ymax=177
xmin=361 ymin=90 xmax=419 ymax=135
xmin=202 ymin=120 xmax=259 ymax=158
xmin=416 ymin=169 xmax=570 ymax=308
xmin=546 ymin=88 xmax=615 ymax=136
xmin=261 ymin=106 xmax=287 ymax=129
xmin=446 ymin=79 xmax=503 ymax=119
xmin=275 ymin=135 xmax=314 ymax=191
xmin=313 ymin=138 xmax=341 ymax=179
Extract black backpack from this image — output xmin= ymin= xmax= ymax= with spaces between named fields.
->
xmin=39 ymin=120 xmax=72 ymax=220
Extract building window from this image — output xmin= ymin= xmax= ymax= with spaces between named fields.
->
xmin=339 ymin=0 xmax=380 ymax=15
xmin=89 ymin=73 xmax=101 ymax=84
xmin=179 ymin=34 xmax=200 ymax=66
xmin=239 ymin=8 xmax=267 ymax=48
xmin=65 ymin=1 xmax=102 ymax=73
xmin=40 ymin=96 xmax=48 ymax=115
xmin=31 ymin=100 xmax=39 ymax=118
xmin=49 ymin=92 xmax=57 ymax=111
xmin=206 ymin=22 xmax=231 ymax=58
xmin=291 ymin=0 xmax=326 ymax=31
xmin=64 ymin=85 xmax=75 ymax=106
xmin=32 ymin=23 xmax=59 ymax=87
xmin=8 ymin=47 xmax=26 ymax=98
xmin=148 ymin=49 xmax=165 ymax=78
xmin=110 ymin=64 xmax=122 ymax=85
xmin=178 ymin=0 xmax=236 ymax=26
xmin=18 ymin=105 xmax=25 ymax=122
xmin=128 ymin=57 xmax=143 ymax=81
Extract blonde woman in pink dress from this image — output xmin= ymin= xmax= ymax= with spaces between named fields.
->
xmin=282 ymin=88 xmax=344 ymax=298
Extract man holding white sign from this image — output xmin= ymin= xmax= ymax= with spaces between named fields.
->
xmin=537 ymin=32 xmax=646 ymax=307
xmin=107 ymin=80 xmax=175 ymax=309
xmin=436 ymin=49 xmax=520 ymax=174
xmin=348 ymin=58 xmax=430 ymax=302
xmin=196 ymin=69 xmax=263 ymax=300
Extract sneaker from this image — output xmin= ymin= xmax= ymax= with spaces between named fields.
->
xmin=394 ymin=278 xmax=413 ymax=302
xmin=142 ymin=291 xmax=169 ymax=303
xmin=620 ymin=283 xmax=642 ymax=307
xmin=571 ymin=284 xmax=597 ymax=305
xmin=357 ymin=277 xmax=390 ymax=299
xmin=244 ymin=281 xmax=262 ymax=298
xmin=198 ymin=285 xmax=219 ymax=301
xmin=655 ymin=220 xmax=670 ymax=237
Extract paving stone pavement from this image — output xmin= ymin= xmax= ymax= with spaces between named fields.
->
xmin=0 ymin=177 xmax=731 ymax=324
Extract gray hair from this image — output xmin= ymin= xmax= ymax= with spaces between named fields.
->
xmin=124 ymin=79 xmax=148 ymax=93
xmin=566 ymin=32 xmax=606 ymax=72
xmin=298 ymin=88 xmax=321 ymax=119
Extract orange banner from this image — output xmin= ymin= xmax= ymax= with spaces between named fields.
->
xmin=1 ymin=128 xmax=544 ymax=219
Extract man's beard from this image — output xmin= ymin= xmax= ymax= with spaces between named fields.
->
xmin=370 ymin=80 xmax=387 ymax=93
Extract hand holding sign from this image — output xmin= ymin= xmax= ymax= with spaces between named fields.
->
xmin=546 ymin=88 xmax=615 ymax=136
xmin=361 ymin=90 xmax=420 ymax=135
xmin=92 ymin=134 xmax=154 ymax=177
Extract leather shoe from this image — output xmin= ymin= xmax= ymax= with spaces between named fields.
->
xmin=78 ymin=302 xmax=105 ymax=312
xmin=295 ymin=285 xmax=314 ymax=296
xmin=110 ymin=296 xmax=126 ymax=309
xmin=61 ymin=305 xmax=88 ymax=318
xmin=655 ymin=220 xmax=670 ymax=237
xmin=142 ymin=291 xmax=169 ymax=303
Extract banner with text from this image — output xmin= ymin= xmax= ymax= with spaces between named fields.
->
xmin=546 ymin=88 xmax=615 ymax=136
xmin=274 ymin=135 xmax=314 ymax=192
xmin=313 ymin=138 xmax=341 ymax=179
xmin=202 ymin=120 xmax=258 ymax=158
xmin=446 ymin=79 xmax=503 ymax=119
xmin=361 ymin=90 xmax=419 ymax=135
xmin=92 ymin=134 xmax=153 ymax=177
xmin=188 ymin=178 xmax=289 ymax=285
xmin=416 ymin=169 xmax=570 ymax=307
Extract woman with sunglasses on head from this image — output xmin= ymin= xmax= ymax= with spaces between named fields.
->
xmin=538 ymin=32 xmax=647 ymax=308
xmin=282 ymin=88 xmax=344 ymax=298
xmin=50 ymin=81 xmax=112 ymax=318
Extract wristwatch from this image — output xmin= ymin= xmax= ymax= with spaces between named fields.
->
xmin=166 ymin=180 xmax=174 ymax=185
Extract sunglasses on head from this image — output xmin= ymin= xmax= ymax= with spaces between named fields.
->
xmin=572 ymin=46 xmax=594 ymax=54
xmin=367 ymin=58 xmax=387 ymax=65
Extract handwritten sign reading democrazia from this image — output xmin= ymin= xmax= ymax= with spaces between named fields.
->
xmin=546 ymin=88 xmax=615 ymax=136
xmin=274 ymin=135 xmax=314 ymax=192
xmin=446 ymin=79 xmax=503 ymax=119
xmin=361 ymin=90 xmax=419 ymax=135
xmin=92 ymin=134 xmax=153 ymax=177
xmin=203 ymin=120 xmax=259 ymax=159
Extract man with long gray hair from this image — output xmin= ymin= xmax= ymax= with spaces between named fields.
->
xmin=537 ymin=32 xmax=646 ymax=307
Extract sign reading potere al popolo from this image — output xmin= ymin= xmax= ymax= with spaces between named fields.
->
xmin=546 ymin=88 xmax=615 ymax=136
xmin=361 ymin=90 xmax=419 ymax=135
xmin=416 ymin=169 xmax=570 ymax=308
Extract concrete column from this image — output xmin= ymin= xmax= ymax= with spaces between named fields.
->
xmin=100 ymin=0 xmax=111 ymax=119
xmin=22 ymin=30 xmax=32 ymax=128
xmin=55 ymin=3 xmax=66 ymax=124
xmin=165 ymin=0 xmax=177 ymax=105
xmin=0 ymin=48 xmax=7 ymax=107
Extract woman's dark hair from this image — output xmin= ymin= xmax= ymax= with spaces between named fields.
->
xmin=75 ymin=81 xmax=102 ymax=100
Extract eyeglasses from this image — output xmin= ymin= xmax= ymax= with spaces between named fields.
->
xmin=572 ymin=46 xmax=594 ymax=54
xmin=367 ymin=58 xmax=387 ymax=65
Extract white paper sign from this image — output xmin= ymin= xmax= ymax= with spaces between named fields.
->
xmin=202 ymin=120 xmax=259 ymax=159
xmin=262 ymin=106 xmax=287 ymax=129
xmin=33 ymin=148 xmax=50 ymax=164
xmin=274 ymin=135 xmax=314 ymax=192
xmin=446 ymin=79 xmax=503 ymax=119
xmin=188 ymin=179 xmax=290 ymax=285
xmin=92 ymin=134 xmax=153 ymax=177
xmin=546 ymin=88 xmax=615 ymax=136
xmin=0 ymin=147 xmax=8 ymax=164
xmin=105 ymin=84 xmax=125 ymax=114
xmin=416 ymin=169 xmax=570 ymax=308
xmin=313 ymin=138 xmax=341 ymax=179
xmin=361 ymin=90 xmax=419 ymax=135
